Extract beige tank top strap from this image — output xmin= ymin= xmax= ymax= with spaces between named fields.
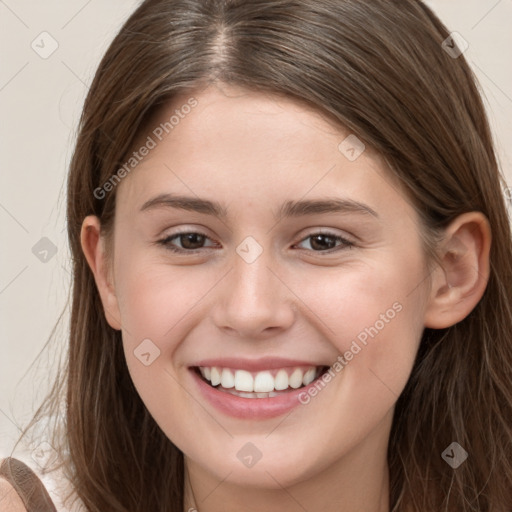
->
xmin=0 ymin=457 xmax=57 ymax=512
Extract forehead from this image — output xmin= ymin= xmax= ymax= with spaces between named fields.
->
xmin=114 ymin=84 xmax=413 ymax=224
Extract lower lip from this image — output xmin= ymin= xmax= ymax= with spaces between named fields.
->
xmin=190 ymin=368 xmax=322 ymax=420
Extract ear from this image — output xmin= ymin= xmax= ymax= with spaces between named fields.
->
xmin=423 ymin=212 xmax=491 ymax=329
xmin=80 ymin=215 xmax=122 ymax=330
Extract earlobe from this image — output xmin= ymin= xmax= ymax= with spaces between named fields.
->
xmin=80 ymin=215 xmax=122 ymax=330
xmin=423 ymin=212 xmax=491 ymax=329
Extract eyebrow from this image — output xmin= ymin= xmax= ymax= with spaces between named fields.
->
xmin=140 ymin=193 xmax=379 ymax=220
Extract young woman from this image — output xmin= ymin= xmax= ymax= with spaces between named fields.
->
xmin=2 ymin=0 xmax=511 ymax=511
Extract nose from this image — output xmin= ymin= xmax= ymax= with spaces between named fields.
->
xmin=211 ymin=248 xmax=295 ymax=339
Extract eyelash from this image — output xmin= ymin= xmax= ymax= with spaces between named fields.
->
xmin=156 ymin=230 xmax=354 ymax=255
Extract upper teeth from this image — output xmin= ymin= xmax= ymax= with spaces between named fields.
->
xmin=198 ymin=366 xmax=320 ymax=392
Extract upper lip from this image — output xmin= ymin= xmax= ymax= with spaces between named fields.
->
xmin=190 ymin=357 xmax=329 ymax=372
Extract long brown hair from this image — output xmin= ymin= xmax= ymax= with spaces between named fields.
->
xmin=14 ymin=0 xmax=512 ymax=510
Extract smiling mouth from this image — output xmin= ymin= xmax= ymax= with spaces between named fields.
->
xmin=192 ymin=365 xmax=330 ymax=398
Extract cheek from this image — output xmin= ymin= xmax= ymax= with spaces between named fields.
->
xmin=114 ymin=256 xmax=214 ymax=342
xmin=293 ymin=248 xmax=425 ymax=342
xmin=113 ymin=257 xmax=211 ymax=397
xmin=278 ymin=254 xmax=426 ymax=469
xmin=114 ymin=259 xmax=211 ymax=445
xmin=292 ymin=248 xmax=426 ymax=401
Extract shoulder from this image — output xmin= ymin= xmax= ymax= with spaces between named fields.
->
xmin=0 ymin=456 xmax=59 ymax=512
xmin=0 ymin=470 xmax=27 ymax=512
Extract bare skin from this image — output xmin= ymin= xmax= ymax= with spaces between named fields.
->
xmin=0 ymin=474 xmax=27 ymax=512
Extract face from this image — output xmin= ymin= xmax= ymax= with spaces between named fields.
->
xmin=100 ymin=84 xmax=432 ymax=488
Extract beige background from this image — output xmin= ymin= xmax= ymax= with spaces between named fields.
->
xmin=1 ymin=0 xmax=511 ymax=457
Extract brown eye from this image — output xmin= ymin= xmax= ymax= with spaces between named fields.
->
xmin=295 ymin=232 xmax=354 ymax=253
xmin=158 ymin=231 xmax=217 ymax=253
xmin=176 ymin=233 xmax=207 ymax=250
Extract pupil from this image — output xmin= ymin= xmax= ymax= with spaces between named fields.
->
xmin=311 ymin=234 xmax=335 ymax=250
xmin=181 ymin=233 xmax=205 ymax=249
